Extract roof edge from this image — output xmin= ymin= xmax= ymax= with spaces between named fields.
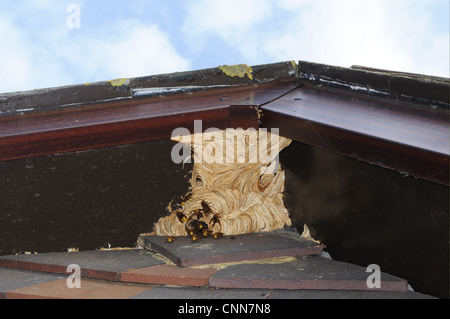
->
xmin=297 ymin=61 xmax=449 ymax=109
xmin=0 ymin=61 xmax=297 ymax=115
xmin=1 ymin=60 xmax=448 ymax=115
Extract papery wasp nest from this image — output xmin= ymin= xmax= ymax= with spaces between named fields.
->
xmin=152 ymin=128 xmax=292 ymax=239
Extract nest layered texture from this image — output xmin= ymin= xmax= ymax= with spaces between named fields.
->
xmin=152 ymin=129 xmax=292 ymax=236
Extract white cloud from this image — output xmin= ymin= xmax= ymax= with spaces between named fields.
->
xmin=0 ymin=18 xmax=33 ymax=93
xmin=0 ymin=5 xmax=190 ymax=93
xmin=182 ymin=0 xmax=272 ymax=52
xmin=266 ymin=1 xmax=413 ymax=68
xmin=284 ymin=0 xmax=449 ymax=76
xmin=277 ymin=0 xmax=312 ymax=10
xmin=64 ymin=20 xmax=191 ymax=81
xmin=182 ymin=0 xmax=449 ymax=77
xmin=1 ymin=0 xmax=447 ymax=94
xmin=104 ymin=23 xmax=191 ymax=78
xmin=416 ymin=34 xmax=449 ymax=77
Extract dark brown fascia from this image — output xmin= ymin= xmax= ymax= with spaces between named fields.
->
xmin=0 ymin=61 xmax=298 ymax=115
xmin=297 ymin=60 xmax=450 ymax=109
xmin=0 ymin=60 xmax=448 ymax=185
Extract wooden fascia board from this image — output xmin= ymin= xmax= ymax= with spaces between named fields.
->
xmin=261 ymin=85 xmax=449 ymax=186
xmin=0 ymin=82 xmax=298 ymax=162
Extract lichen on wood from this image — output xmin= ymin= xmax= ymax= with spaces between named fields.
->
xmin=219 ymin=64 xmax=253 ymax=80
xmin=152 ymin=128 xmax=292 ymax=237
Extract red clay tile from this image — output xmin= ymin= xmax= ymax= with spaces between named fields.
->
xmin=0 ymin=266 xmax=65 ymax=297
xmin=121 ymin=264 xmax=217 ymax=287
xmin=0 ymin=259 xmax=67 ymax=275
xmin=0 ymin=249 xmax=164 ymax=282
xmin=6 ymin=278 xmax=153 ymax=299
xmin=209 ymin=256 xmax=408 ymax=292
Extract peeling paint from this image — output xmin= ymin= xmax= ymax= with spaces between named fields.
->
xmin=301 ymin=73 xmax=389 ymax=97
xmin=289 ymin=60 xmax=298 ymax=76
xmin=318 ymin=78 xmax=389 ymax=96
xmin=191 ymin=256 xmax=298 ymax=270
xmin=98 ymin=245 xmax=141 ymax=251
xmin=132 ymin=85 xmax=231 ymax=97
xmin=16 ymin=108 xmax=34 ymax=112
xmin=219 ymin=64 xmax=253 ymax=80
xmin=108 ymin=78 xmax=129 ymax=87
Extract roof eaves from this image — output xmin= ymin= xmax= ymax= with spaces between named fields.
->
xmin=0 ymin=61 xmax=298 ymax=115
xmin=297 ymin=61 xmax=450 ymax=109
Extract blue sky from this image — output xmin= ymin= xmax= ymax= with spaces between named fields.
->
xmin=0 ymin=0 xmax=449 ymax=93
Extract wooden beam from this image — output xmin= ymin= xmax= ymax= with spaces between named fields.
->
xmin=0 ymin=82 xmax=298 ymax=162
xmin=261 ymin=86 xmax=449 ymax=186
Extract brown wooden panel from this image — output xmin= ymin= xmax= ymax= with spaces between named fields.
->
xmin=280 ymin=141 xmax=449 ymax=298
xmin=0 ymin=109 xmax=229 ymax=162
xmin=0 ymin=139 xmax=193 ymax=255
xmin=0 ymin=81 xmax=298 ymax=162
xmin=298 ymin=60 xmax=450 ymax=108
xmin=0 ymin=61 xmax=298 ymax=114
xmin=261 ymin=86 xmax=449 ymax=185
xmin=229 ymin=105 xmax=260 ymax=129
